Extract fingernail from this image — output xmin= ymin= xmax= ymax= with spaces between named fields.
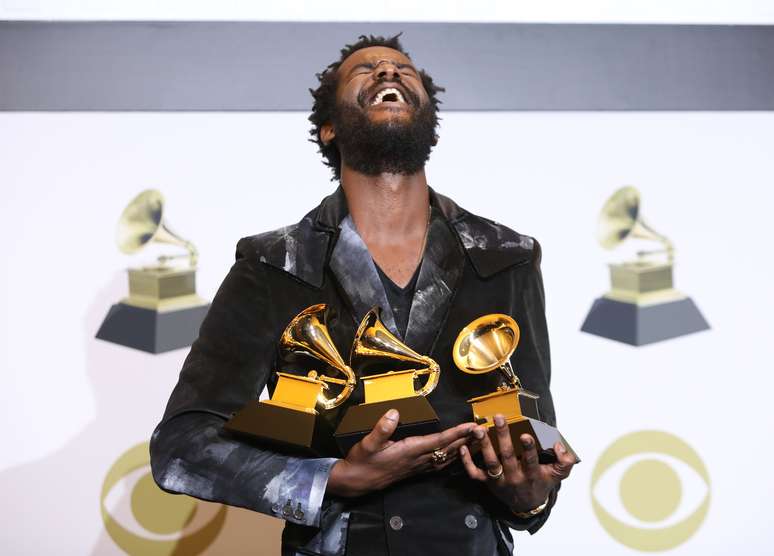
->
xmin=474 ymin=428 xmax=485 ymax=439
xmin=522 ymin=437 xmax=533 ymax=449
xmin=386 ymin=409 xmax=398 ymax=420
xmin=494 ymin=414 xmax=505 ymax=427
xmin=558 ymin=443 xmax=567 ymax=454
xmin=460 ymin=446 xmax=467 ymax=456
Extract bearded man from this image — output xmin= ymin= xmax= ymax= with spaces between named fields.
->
xmin=150 ymin=34 xmax=576 ymax=556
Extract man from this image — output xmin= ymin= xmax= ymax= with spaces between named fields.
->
xmin=150 ymin=34 xmax=575 ymax=555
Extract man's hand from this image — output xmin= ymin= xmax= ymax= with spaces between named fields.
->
xmin=326 ymin=409 xmax=476 ymax=497
xmin=459 ymin=414 xmax=576 ymax=514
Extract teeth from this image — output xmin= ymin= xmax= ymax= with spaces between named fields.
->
xmin=371 ymin=87 xmax=406 ymax=105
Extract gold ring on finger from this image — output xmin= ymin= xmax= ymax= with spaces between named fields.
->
xmin=486 ymin=465 xmax=504 ymax=480
xmin=431 ymin=449 xmax=448 ymax=465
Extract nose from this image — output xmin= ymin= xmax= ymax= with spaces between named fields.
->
xmin=375 ymin=60 xmax=400 ymax=81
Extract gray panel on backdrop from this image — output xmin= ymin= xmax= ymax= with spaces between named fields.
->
xmin=2 ymin=21 xmax=774 ymax=111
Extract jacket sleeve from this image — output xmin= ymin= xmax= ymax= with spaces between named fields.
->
xmin=495 ymin=238 xmax=562 ymax=535
xmin=149 ymin=240 xmax=338 ymax=528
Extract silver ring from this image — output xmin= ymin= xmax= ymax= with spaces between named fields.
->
xmin=431 ymin=449 xmax=448 ymax=465
xmin=486 ymin=465 xmax=504 ymax=480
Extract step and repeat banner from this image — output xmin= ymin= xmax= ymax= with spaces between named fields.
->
xmin=1 ymin=110 xmax=771 ymax=555
xmin=1 ymin=11 xmax=773 ymax=556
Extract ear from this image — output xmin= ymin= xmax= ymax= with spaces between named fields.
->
xmin=320 ymin=122 xmax=336 ymax=145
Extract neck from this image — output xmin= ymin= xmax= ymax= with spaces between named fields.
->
xmin=340 ymin=163 xmax=430 ymax=243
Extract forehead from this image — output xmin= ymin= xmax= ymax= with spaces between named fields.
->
xmin=338 ymin=46 xmax=415 ymax=76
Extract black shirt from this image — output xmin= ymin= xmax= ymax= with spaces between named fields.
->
xmin=374 ymin=260 xmax=422 ymax=339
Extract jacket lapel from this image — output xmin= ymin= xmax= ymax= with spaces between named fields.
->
xmin=403 ymin=207 xmax=465 ymax=354
xmin=328 ymin=215 xmax=400 ymax=335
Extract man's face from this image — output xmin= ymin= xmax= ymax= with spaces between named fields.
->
xmin=335 ymin=46 xmax=431 ymax=127
xmin=324 ymin=46 xmax=438 ymax=177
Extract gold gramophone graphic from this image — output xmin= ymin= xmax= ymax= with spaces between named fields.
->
xmin=334 ymin=307 xmax=441 ymax=455
xmin=225 ymin=304 xmax=356 ymax=455
xmin=453 ymin=314 xmax=578 ymax=464
xmin=581 ymin=186 xmax=709 ymax=345
xmin=96 ymin=189 xmax=209 ymax=353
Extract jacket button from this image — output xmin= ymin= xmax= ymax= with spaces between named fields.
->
xmin=293 ymin=503 xmax=305 ymax=520
xmin=465 ymin=514 xmax=478 ymax=529
xmin=389 ymin=516 xmax=404 ymax=531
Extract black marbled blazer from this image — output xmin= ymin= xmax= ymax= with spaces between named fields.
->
xmin=150 ymin=187 xmax=560 ymax=556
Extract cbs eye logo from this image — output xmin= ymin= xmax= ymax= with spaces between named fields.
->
xmin=591 ymin=431 xmax=710 ymax=552
xmin=100 ymin=442 xmax=227 ymax=555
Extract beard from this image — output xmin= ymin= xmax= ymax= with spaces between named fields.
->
xmin=332 ymin=97 xmax=438 ymax=176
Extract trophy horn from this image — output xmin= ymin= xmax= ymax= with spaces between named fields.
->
xmin=116 ymin=189 xmax=198 ymax=267
xmin=596 ymin=186 xmax=674 ymax=262
xmin=452 ymin=313 xmax=522 ymax=389
xmin=280 ymin=304 xmax=356 ymax=411
xmin=350 ymin=307 xmax=440 ymax=398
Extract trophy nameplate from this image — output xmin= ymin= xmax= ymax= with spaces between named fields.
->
xmin=334 ymin=308 xmax=441 ymax=456
xmin=225 ymin=304 xmax=356 ymax=456
xmin=96 ymin=190 xmax=209 ymax=353
xmin=581 ymin=186 xmax=709 ymax=346
xmin=453 ymin=314 xmax=579 ymax=465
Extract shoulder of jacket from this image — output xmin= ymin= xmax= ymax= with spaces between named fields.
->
xmin=234 ymin=210 xmax=330 ymax=288
xmin=236 ymin=222 xmax=302 ymax=265
xmin=449 ymin=208 xmax=540 ymax=277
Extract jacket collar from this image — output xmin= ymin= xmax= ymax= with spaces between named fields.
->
xmin=328 ymin=206 xmax=465 ymax=355
xmin=258 ymin=185 xmax=535 ymax=290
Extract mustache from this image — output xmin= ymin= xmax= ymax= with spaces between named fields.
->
xmin=357 ymin=79 xmax=420 ymax=107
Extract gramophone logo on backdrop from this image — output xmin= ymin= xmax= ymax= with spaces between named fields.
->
xmin=96 ymin=190 xmax=210 ymax=353
xmin=581 ymin=186 xmax=710 ymax=346
xmin=591 ymin=431 xmax=710 ymax=551
xmin=101 ymin=442 xmax=227 ymax=555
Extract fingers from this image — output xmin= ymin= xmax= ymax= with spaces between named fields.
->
xmin=550 ymin=441 xmax=576 ymax=480
xmin=430 ymin=436 xmax=469 ymax=470
xmin=493 ymin=414 xmax=520 ymax=476
xmin=403 ymin=422 xmax=476 ymax=457
xmin=474 ymin=424 xmax=504 ymax=481
xmin=360 ymin=409 xmax=399 ymax=454
xmin=519 ymin=434 xmax=541 ymax=479
xmin=459 ymin=445 xmax=488 ymax=482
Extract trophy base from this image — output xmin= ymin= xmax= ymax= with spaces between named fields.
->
xmin=334 ymin=396 xmax=440 ymax=457
xmin=95 ymin=301 xmax=209 ymax=353
xmin=224 ymin=400 xmax=339 ymax=457
xmin=581 ymin=296 xmax=709 ymax=346
xmin=482 ymin=417 xmax=579 ymax=465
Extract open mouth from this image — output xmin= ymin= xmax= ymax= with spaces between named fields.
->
xmin=370 ymin=87 xmax=407 ymax=106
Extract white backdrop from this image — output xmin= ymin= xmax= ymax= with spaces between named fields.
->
xmin=1 ymin=110 xmax=772 ymax=554
xmin=2 ymin=0 xmax=774 ymax=23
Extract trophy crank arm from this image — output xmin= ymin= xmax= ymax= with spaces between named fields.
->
xmin=499 ymin=361 xmax=522 ymax=390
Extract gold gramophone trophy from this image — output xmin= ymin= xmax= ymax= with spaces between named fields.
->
xmin=334 ymin=307 xmax=441 ymax=455
xmin=453 ymin=314 xmax=578 ymax=464
xmin=581 ymin=186 xmax=709 ymax=345
xmin=225 ymin=304 xmax=356 ymax=455
xmin=96 ymin=189 xmax=209 ymax=353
